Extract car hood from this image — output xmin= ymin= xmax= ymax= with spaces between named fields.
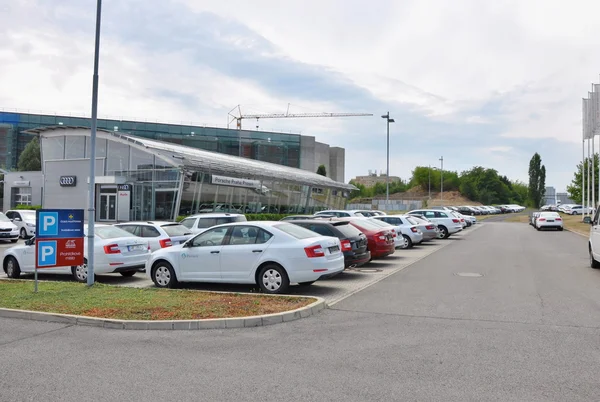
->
xmin=0 ymin=221 xmax=18 ymax=230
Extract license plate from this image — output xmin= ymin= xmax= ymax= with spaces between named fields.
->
xmin=0 ymin=233 xmax=10 ymax=237
xmin=547 ymin=220 xmax=554 ymax=222
xmin=328 ymin=245 xmax=339 ymax=253
xmin=127 ymin=245 xmax=145 ymax=252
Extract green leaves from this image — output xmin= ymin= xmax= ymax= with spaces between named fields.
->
xmin=527 ymin=153 xmax=546 ymax=208
xmin=17 ymin=136 xmax=41 ymax=171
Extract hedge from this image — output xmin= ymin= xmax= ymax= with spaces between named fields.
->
xmin=14 ymin=204 xmax=42 ymax=210
xmin=176 ymin=213 xmax=290 ymax=222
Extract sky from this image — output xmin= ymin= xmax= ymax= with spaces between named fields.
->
xmin=1 ymin=0 xmax=600 ymax=192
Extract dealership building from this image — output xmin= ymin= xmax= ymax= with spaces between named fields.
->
xmin=2 ymin=123 xmax=355 ymax=222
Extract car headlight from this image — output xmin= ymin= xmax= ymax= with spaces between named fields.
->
xmin=26 ymin=223 xmax=35 ymax=228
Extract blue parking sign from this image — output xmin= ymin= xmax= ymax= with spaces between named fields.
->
xmin=36 ymin=240 xmax=57 ymax=267
xmin=37 ymin=211 xmax=59 ymax=237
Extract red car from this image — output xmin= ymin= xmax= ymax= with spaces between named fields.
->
xmin=344 ymin=218 xmax=395 ymax=259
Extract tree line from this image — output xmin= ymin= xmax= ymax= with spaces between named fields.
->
xmin=349 ymin=152 xmax=547 ymax=208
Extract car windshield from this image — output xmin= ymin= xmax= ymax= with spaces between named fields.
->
xmin=274 ymin=223 xmax=321 ymax=239
xmin=161 ymin=223 xmax=192 ymax=236
xmin=93 ymin=226 xmax=137 ymax=239
xmin=405 ymin=216 xmax=421 ymax=225
xmin=333 ymin=222 xmax=363 ymax=237
xmin=0 ymin=213 xmax=11 ymax=223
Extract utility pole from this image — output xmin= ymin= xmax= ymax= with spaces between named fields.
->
xmin=440 ymin=156 xmax=444 ymax=206
xmin=428 ymin=165 xmax=431 ymax=199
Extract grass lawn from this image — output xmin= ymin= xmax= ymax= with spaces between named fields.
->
xmin=558 ymin=213 xmax=591 ymax=235
xmin=0 ymin=280 xmax=316 ymax=320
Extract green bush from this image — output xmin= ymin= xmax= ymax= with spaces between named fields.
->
xmin=245 ymin=213 xmax=288 ymax=221
xmin=176 ymin=215 xmax=186 ymax=222
xmin=15 ymin=204 xmax=42 ymax=210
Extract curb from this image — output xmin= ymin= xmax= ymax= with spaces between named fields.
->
xmin=564 ymin=227 xmax=588 ymax=238
xmin=0 ymin=297 xmax=326 ymax=330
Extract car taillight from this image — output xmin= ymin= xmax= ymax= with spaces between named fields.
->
xmin=391 ymin=229 xmax=397 ymax=238
xmin=555 ymin=218 xmax=562 ymax=221
xmin=159 ymin=238 xmax=173 ymax=248
xmin=452 ymin=219 xmax=460 ymax=223
xmin=341 ymin=239 xmax=352 ymax=251
xmin=376 ymin=232 xmax=387 ymax=242
xmin=304 ymin=245 xmax=325 ymax=258
xmin=103 ymin=244 xmax=121 ymax=254
xmin=411 ymin=226 xmax=418 ymax=233
xmin=426 ymin=225 xmax=435 ymax=230
xmin=538 ymin=218 xmax=546 ymax=221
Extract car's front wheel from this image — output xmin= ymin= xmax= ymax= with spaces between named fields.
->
xmin=20 ymin=228 xmax=27 ymax=239
xmin=5 ymin=256 xmax=21 ymax=279
xmin=151 ymin=261 xmax=178 ymax=288
xmin=258 ymin=264 xmax=289 ymax=294
xmin=71 ymin=259 xmax=88 ymax=282
xmin=591 ymin=247 xmax=600 ymax=268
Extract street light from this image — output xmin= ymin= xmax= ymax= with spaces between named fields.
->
xmin=439 ymin=156 xmax=444 ymax=206
xmin=381 ymin=112 xmax=395 ymax=206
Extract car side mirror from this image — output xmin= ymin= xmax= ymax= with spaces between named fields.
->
xmin=25 ymin=238 xmax=34 ymax=246
xmin=13 ymin=217 xmax=21 ymax=222
xmin=584 ymin=216 xmax=592 ymax=224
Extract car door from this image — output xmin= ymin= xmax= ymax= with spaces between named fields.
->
xmin=16 ymin=239 xmax=37 ymax=272
xmin=219 ymin=226 xmax=273 ymax=281
xmin=591 ymin=209 xmax=600 ymax=260
xmin=178 ymin=226 xmax=228 ymax=281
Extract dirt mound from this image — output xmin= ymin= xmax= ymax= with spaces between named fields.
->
xmin=426 ymin=191 xmax=482 ymax=207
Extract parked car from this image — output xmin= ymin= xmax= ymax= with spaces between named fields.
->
xmin=279 ymin=215 xmax=320 ymax=221
xmin=530 ymin=212 xmax=541 ymax=226
xmin=407 ymin=209 xmax=462 ymax=239
xmin=314 ymin=210 xmax=371 ymax=218
xmin=146 ymin=221 xmax=345 ymax=293
xmin=114 ymin=221 xmax=194 ymax=252
xmin=3 ymin=224 xmax=150 ymax=282
xmin=566 ymin=205 xmax=593 ymax=215
xmin=372 ymin=215 xmax=423 ymax=248
xmin=403 ymin=215 xmax=439 ymax=241
xmin=179 ymin=213 xmax=247 ymax=235
xmin=6 ymin=210 xmax=36 ymax=239
xmin=340 ymin=218 xmax=395 ymax=259
xmin=588 ymin=212 xmax=600 ymax=268
xmin=535 ymin=212 xmax=563 ymax=231
xmin=0 ymin=212 xmax=21 ymax=243
xmin=365 ymin=218 xmax=403 ymax=249
xmin=287 ymin=219 xmax=371 ymax=268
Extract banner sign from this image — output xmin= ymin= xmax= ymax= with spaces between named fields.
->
xmin=211 ymin=175 xmax=260 ymax=189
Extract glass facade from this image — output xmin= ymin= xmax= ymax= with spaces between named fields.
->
xmin=0 ymin=111 xmax=301 ymax=170
xmin=39 ymin=132 xmax=344 ymax=221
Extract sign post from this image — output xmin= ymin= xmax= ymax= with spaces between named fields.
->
xmin=35 ymin=209 xmax=84 ymax=292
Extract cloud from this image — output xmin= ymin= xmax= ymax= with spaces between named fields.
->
xmin=2 ymin=0 xmax=600 ymax=193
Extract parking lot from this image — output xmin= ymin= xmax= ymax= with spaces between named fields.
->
xmin=0 ymin=225 xmax=481 ymax=305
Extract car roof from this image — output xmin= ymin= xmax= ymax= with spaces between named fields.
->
xmin=115 ymin=221 xmax=181 ymax=226
xmin=183 ymin=213 xmax=245 ymax=218
xmin=285 ymin=219 xmax=350 ymax=227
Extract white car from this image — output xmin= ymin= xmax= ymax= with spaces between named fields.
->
xmin=3 ymin=224 xmax=151 ymax=282
xmin=535 ymin=212 xmax=563 ymax=231
xmin=364 ymin=218 xmax=403 ymax=248
xmin=6 ymin=210 xmax=36 ymax=238
xmin=146 ymin=221 xmax=345 ymax=293
xmin=566 ymin=205 xmax=593 ymax=215
xmin=179 ymin=213 xmax=247 ymax=235
xmin=0 ymin=212 xmax=19 ymax=243
xmin=407 ymin=209 xmax=463 ymax=239
xmin=114 ymin=221 xmax=194 ymax=252
xmin=371 ymin=215 xmax=423 ymax=248
xmin=314 ymin=210 xmax=369 ymax=218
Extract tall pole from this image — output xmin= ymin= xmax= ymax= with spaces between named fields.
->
xmin=593 ymin=135 xmax=596 ymax=213
xmin=588 ymin=139 xmax=591 ymax=216
xmin=439 ymin=156 xmax=444 ymax=206
xmin=386 ymin=115 xmax=390 ymax=205
xmin=87 ymin=0 xmax=102 ymax=286
xmin=583 ymin=138 xmax=586 ymax=219
xmin=428 ymin=165 xmax=431 ymax=199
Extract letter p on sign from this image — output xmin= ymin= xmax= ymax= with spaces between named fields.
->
xmin=38 ymin=212 xmax=58 ymax=236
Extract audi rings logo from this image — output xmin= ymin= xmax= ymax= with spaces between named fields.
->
xmin=59 ymin=176 xmax=77 ymax=187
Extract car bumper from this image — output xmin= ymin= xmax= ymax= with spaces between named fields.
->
xmin=408 ymin=232 xmax=424 ymax=244
xmin=371 ymin=244 xmax=396 ymax=259
xmin=421 ymin=231 xmax=438 ymax=241
xmin=344 ymin=251 xmax=371 ymax=268
xmin=95 ymin=253 xmax=151 ymax=274
xmin=287 ymin=254 xmax=345 ymax=283
xmin=0 ymin=231 xmax=19 ymax=240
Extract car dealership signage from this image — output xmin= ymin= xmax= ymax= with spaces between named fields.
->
xmin=59 ymin=175 xmax=77 ymax=187
xmin=211 ymin=174 xmax=261 ymax=189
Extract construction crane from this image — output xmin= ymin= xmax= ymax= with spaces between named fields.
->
xmin=228 ymin=105 xmax=373 ymax=130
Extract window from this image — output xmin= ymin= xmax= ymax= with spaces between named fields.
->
xmin=308 ymin=224 xmax=335 ymax=237
xmin=190 ymin=227 xmax=228 ymax=247
xmin=435 ymin=212 xmax=448 ymax=218
xmin=228 ymin=226 xmax=262 ymax=245
xmin=197 ymin=218 xmax=217 ymax=229
xmin=274 ymin=223 xmax=321 ymax=239
xmin=64 ymin=135 xmax=85 ymax=159
xmin=118 ymin=225 xmax=140 ymax=236
xmin=11 ymin=187 xmax=32 ymax=207
xmin=42 ymin=136 xmax=65 ymax=160
xmin=161 ymin=224 xmax=192 ymax=236
xmin=180 ymin=218 xmax=196 ymax=229
xmin=256 ymin=229 xmax=273 ymax=244
xmin=106 ymin=141 xmax=130 ymax=174
xmin=423 ymin=211 xmax=436 ymax=219
xmin=85 ymin=138 xmax=107 ymax=158
xmin=334 ymin=222 xmax=362 ymax=238
xmin=141 ymin=226 xmax=160 ymax=237
xmin=93 ymin=226 xmax=136 ymax=239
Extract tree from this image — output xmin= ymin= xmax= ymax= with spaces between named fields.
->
xmin=527 ymin=152 xmax=546 ymax=208
xmin=566 ymin=154 xmax=599 ymax=203
xmin=316 ymin=164 xmax=327 ymax=176
xmin=17 ymin=137 xmax=41 ymax=171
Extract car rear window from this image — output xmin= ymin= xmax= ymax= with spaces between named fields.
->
xmin=216 ymin=215 xmax=247 ymax=225
xmin=161 ymin=223 xmax=192 ymax=236
xmin=333 ymin=222 xmax=363 ymax=237
xmin=94 ymin=226 xmax=136 ymax=239
xmin=350 ymin=219 xmax=385 ymax=231
xmin=405 ymin=216 xmax=420 ymax=225
xmin=274 ymin=223 xmax=320 ymax=239
xmin=180 ymin=218 xmax=195 ymax=229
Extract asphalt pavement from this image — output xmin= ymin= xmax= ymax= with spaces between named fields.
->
xmin=2 ymin=221 xmax=600 ymax=401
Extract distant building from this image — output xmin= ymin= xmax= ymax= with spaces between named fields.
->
xmin=544 ymin=186 xmax=556 ymax=205
xmin=556 ymin=192 xmax=575 ymax=205
xmin=352 ymin=170 xmax=401 ymax=187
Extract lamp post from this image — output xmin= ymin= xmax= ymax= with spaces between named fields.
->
xmin=381 ymin=112 xmax=395 ymax=207
xmin=439 ymin=156 xmax=444 ymax=206
xmin=87 ymin=0 xmax=103 ymax=286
